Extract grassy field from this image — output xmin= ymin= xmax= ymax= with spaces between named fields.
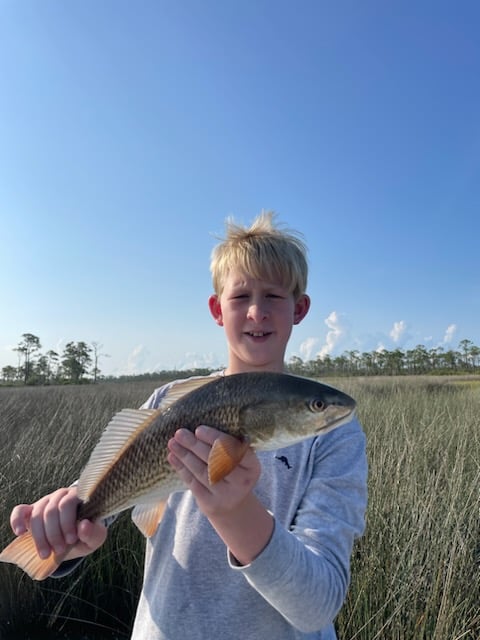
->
xmin=0 ymin=377 xmax=479 ymax=639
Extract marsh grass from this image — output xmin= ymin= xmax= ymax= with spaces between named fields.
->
xmin=336 ymin=377 xmax=480 ymax=640
xmin=0 ymin=382 xmax=160 ymax=639
xmin=0 ymin=377 xmax=479 ymax=639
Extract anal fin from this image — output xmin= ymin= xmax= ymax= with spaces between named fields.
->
xmin=132 ymin=501 xmax=167 ymax=537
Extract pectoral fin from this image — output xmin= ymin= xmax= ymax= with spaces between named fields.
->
xmin=0 ymin=532 xmax=65 ymax=581
xmin=207 ymin=435 xmax=250 ymax=485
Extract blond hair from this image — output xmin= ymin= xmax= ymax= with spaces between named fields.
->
xmin=210 ymin=211 xmax=308 ymax=299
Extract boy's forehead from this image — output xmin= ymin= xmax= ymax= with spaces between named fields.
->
xmin=223 ymin=269 xmax=286 ymax=289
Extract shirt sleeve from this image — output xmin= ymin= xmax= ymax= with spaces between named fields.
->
xmin=228 ymin=420 xmax=368 ymax=633
xmin=50 ymin=513 xmax=119 ymax=579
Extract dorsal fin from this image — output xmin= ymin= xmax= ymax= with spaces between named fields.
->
xmin=160 ymin=375 xmax=218 ymax=410
xmin=77 ymin=408 xmax=161 ymax=502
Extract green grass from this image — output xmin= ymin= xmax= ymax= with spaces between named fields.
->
xmin=0 ymin=377 xmax=479 ymax=639
xmin=336 ymin=376 xmax=480 ymax=640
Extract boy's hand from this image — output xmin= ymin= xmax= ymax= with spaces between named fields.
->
xmin=167 ymin=425 xmax=261 ymax=517
xmin=168 ymin=425 xmax=274 ymax=565
xmin=10 ymin=487 xmax=107 ymax=561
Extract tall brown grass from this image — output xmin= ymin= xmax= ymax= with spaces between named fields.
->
xmin=0 ymin=377 xmax=479 ymax=639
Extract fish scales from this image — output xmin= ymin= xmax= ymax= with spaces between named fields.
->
xmin=79 ymin=373 xmax=273 ymax=521
xmin=79 ymin=420 xmax=177 ymax=521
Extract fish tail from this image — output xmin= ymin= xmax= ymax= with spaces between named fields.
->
xmin=0 ymin=532 xmax=64 ymax=580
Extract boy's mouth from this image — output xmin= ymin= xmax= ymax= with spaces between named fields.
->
xmin=246 ymin=331 xmax=272 ymax=338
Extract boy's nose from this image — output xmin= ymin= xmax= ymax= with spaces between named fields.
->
xmin=247 ymin=303 xmax=269 ymax=321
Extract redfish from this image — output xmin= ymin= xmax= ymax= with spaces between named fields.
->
xmin=0 ymin=372 xmax=356 ymax=580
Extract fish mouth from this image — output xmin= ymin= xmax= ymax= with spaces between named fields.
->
xmin=319 ymin=404 xmax=355 ymax=431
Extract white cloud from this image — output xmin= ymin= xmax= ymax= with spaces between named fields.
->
xmin=299 ymin=337 xmax=320 ymax=361
xmin=390 ymin=320 xmax=406 ymax=343
xmin=55 ymin=337 xmax=66 ymax=354
xmin=125 ymin=344 xmax=150 ymax=375
xmin=111 ymin=346 xmax=225 ymax=376
xmin=317 ymin=311 xmax=348 ymax=358
xmin=175 ymin=352 xmax=224 ymax=371
xmin=442 ymin=324 xmax=457 ymax=344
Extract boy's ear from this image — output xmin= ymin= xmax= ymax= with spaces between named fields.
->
xmin=208 ymin=294 xmax=224 ymax=326
xmin=293 ymin=294 xmax=310 ymax=325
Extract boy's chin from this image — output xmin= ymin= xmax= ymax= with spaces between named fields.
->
xmin=240 ymin=355 xmax=284 ymax=371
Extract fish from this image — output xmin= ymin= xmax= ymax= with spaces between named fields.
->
xmin=0 ymin=371 xmax=356 ymax=580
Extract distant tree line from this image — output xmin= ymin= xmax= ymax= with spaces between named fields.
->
xmin=286 ymin=338 xmax=480 ymax=377
xmin=1 ymin=334 xmax=479 ymax=387
xmin=1 ymin=333 xmax=107 ymax=385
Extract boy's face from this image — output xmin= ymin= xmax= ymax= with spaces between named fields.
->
xmin=208 ymin=269 xmax=310 ymax=374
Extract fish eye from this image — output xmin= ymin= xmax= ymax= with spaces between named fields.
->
xmin=308 ymin=398 xmax=325 ymax=412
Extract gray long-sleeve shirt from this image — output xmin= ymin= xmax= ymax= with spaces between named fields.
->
xmin=130 ymin=378 xmax=368 ymax=639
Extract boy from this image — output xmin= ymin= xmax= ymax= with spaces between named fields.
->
xmin=9 ymin=212 xmax=368 ymax=639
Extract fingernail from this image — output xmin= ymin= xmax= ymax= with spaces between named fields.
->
xmin=14 ymin=526 xmax=26 ymax=536
xmin=39 ymin=548 xmax=50 ymax=559
xmin=66 ymin=533 xmax=77 ymax=545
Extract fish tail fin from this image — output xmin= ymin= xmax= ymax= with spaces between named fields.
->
xmin=0 ymin=532 xmax=63 ymax=580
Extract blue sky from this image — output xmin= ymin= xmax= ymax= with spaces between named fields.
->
xmin=1 ymin=1 xmax=479 ymax=376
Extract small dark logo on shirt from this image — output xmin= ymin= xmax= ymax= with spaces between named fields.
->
xmin=275 ymin=455 xmax=292 ymax=470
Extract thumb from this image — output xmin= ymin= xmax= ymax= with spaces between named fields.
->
xmin=76 ymin=519 xmax=108 ymax=553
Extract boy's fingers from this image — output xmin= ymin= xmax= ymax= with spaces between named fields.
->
xmin=29 ymin=488 xmax=73 ymax=557
xmin=77 ymin=519 xmax=108 ymax=551
xmin=8 ymin=488 xmax=108 ymax=563
xmin=10 ymin=504 xmax=32 ymax=536
xmin=171 ymin=429 xmax=211 ymax=463
xmin=30 ymin=496 xmax=56 ymax=558
xmin=44 ymin=489 xmax=76 ymax=554
xmin=61 ymin=519 xmax=108 ymax=561
xmin=194 ymin=424 xmax=224 ymax=445
xmin=168 ymin=436 xmax=209 ymax=484
xmin=58 ymin=492 xmax=81 ymax=545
